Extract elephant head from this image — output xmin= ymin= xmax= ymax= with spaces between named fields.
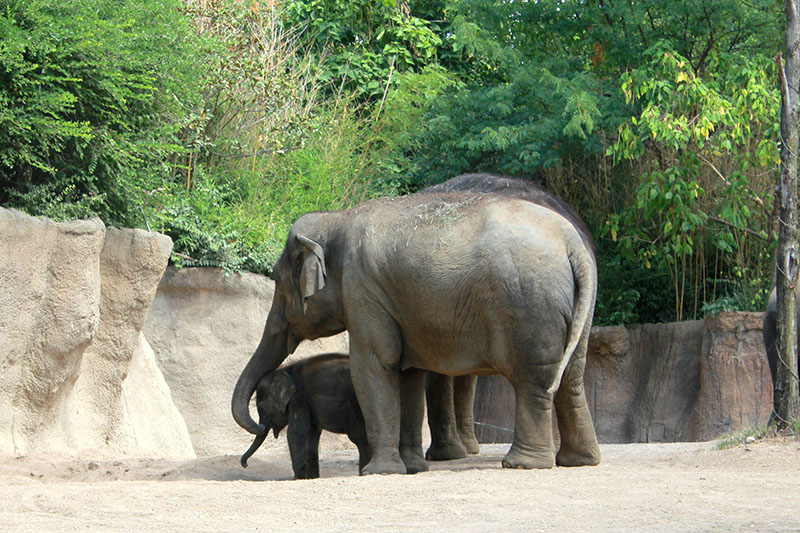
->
xmin=240 ymin=371 xmax=296 ymax=468
xmin=231 ymin=213 xmax=346 ymax=435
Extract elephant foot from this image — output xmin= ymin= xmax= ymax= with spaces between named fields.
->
xmin=501 ymin=447 xmax=554 ymax=470
xmin=425 ymin=441 xmax=468 ymax=461
xmin=400 ymin=446 xmax=429 ymax=474
xmin=458 ymin=433 xmax=480 ymax=455
xmin=360 ymin=453 xmax=407 ymax=476
xmin=556 ymin=445 xmax=601 ymax=467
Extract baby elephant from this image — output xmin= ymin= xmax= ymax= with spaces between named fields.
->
xmin=240 ymin=353 xmax=369 ymax=479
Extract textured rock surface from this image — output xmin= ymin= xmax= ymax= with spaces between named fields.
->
xmin=143 ymin=267 xmax=350 ymax=457
xmin=0 ymin=209 xmax=104 ymax=455
xmin=0 ymin=208 xmax=193 ymax=458
xmin=585 ymin=320 xmax=706 ymax=443
xmin=475 ymin=314 xmax=773 ymax=444
xmin=688 ymin=312 xmax=773 ymax=440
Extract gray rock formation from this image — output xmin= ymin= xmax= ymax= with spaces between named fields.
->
xmin=585 ymin=320 xmax=706 ymax=443
xmin=0 ymin=208 xmax=193 ymax=458
xmin=688 ymin=312 xmax=773 ymax=440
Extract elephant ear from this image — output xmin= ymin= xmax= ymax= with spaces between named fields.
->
xmin=273 ymin=371 xmax=297 ymax=414
xmin=296 ymin=233 xmax=326 ymax=309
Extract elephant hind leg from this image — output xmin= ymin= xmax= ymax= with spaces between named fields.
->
xmin=553 ymin=344 xmax=601 ymax=467
xmin=501 ymin=382 xmax=555 ymax=469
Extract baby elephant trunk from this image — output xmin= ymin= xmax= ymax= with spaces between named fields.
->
xmin=240 ymin=432 xmax=268 ymax=468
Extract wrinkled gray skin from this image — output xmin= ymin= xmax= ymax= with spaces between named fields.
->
xmin=232 ymin=192 xmax=601 ymax=474
xmin=420 ymin=173 xmax=596 ymax=461
xmin=762 ymin=287 xmax=800 ymax=387
xmin=240 ymin=353 xmax=369 ymax=479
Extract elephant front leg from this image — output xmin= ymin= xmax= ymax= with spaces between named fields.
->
xmin=349 ymin=337 xmax=406 ymax=476
xmin=453 ymin=374 xmax=480 ymax=454
xmin=288 ymin=407 xmax=321 ymax=479
xmin=399 ymin=368 xmax=428 ymax=473
xmin=502 ymin=381 xmax=556 ymax=469
xmin=425 ymin=372 xmax=468 ymax=460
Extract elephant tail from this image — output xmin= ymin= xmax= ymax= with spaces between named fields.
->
xmin=547 ymin=240 xmax=597 ymax=395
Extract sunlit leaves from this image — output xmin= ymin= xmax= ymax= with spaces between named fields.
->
xmin=607 ymin=40 xmax=779 ymax=319
xmin=0 ymin=0 xmax=207 ymax=225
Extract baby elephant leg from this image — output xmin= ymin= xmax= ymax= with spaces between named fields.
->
xmin=288 ymin=407 xmax=321 ymax=479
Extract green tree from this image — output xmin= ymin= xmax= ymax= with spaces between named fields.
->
xmin=0 ymin=0 xmax=208 ymax=226
xmin=283 ymin=0 xmax=444 ymax=99
xmin=607 ymin=42 xmax=778 ymax=320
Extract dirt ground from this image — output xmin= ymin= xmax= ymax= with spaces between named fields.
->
xmin=0 ymin=439 xmax=798 ymax=532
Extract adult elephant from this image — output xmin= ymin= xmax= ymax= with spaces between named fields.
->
xmin=762 ymin=287 xmax=800 ymax=386
xmin=232 ymin=192 xmax=601 ymax=474
xmin=420 ymin=173 xmax=596 ymax=461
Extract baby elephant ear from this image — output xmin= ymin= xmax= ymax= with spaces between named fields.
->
xmin=296 ymin=234 xmax=326 ymax=309
xmin=274 ymin=371 xmax=297 ymax=413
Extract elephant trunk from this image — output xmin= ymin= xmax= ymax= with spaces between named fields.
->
xmin=240 ymin=431 xmax=268 ymax=468
xmin=231 ymin=311 xmax=290 ymax=435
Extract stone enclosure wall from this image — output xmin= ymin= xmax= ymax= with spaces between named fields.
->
xmin=0 ymin=207 xmax=774 ymax=459
xmin=0 ymin=208 xmax=193 ymax=458
xmin=473 ymin=312 xmax=773 ymax=444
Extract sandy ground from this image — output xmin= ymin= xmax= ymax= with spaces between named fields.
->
xmin=0 ymin=439 xmax=798 ymax=532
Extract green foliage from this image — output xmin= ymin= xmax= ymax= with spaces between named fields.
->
xmin=233 ymin=97 xmax=382 ymax=270
xmin=700 ymin=280 xmax=772 ymax=317
xmin=388 ymin=64 xmax=613 ymax=190
xmin=0 ymin=0 xmax=206 ymax=227
xmin=145 ymin=94 xmax=380 ymax=275
xmin=145 ymin=2 xmax=383 ymax=273
xmin=368 ymin=65 xmax=462 ymax=191
xmin=606 ymin=42 xmax=779 ymax=320
xmin=284 ymin=0 xmax=443 ymax=99
xmin=185 ymin=0 xmax=322 ymax=166
xmin=593 ymin=241 xmax=679 ymax=326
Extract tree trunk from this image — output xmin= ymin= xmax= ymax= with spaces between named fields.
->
xmin=774 ymin=0 xmax=800 ymax=428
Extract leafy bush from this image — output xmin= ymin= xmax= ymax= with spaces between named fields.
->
xmin=606 ymin=42 xmax=779 ymax=320
xmin=284 ymin=0 xmax=443 ymax=99
xmin=0 ymin=0 xmax=207 ymax=227
xmin=143 ymin=2 xmax=386 ymax=274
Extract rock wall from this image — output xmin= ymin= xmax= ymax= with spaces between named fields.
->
xmin=0 ymin=208 xmax=193 ymax=458
xmin=687 ymin=312 xmax=773 ymax=440
xmin=474 ymin=313 xmax=773 ymax=444
xmin=586 ymin=320 xmax=706 ymax=443
xmin=143 ymin=267 xmax=350 ymax=457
